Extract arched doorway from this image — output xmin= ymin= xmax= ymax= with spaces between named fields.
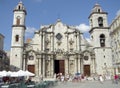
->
xmin=84 ymin=65 xmax=90 ymax=76
xmin=54 ymin=60 xmax=65 ymax=75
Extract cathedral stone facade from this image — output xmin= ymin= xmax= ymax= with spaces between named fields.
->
xmin=10 ymin=2 xmax=113 ymax=77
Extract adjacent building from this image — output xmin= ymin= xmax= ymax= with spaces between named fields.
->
xmin=0 ymin=33 xmax=4 ymax=50
xmin=10 ymin=2 xmax=113 ymax=77
xmin=110 ymin=15 xmax=120 ymax=75
xmin=0 ymin=33 xmax=9 ymax=71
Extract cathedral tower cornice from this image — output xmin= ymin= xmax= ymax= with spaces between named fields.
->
xmin=13 ymin=1 xmax=27 ymax=15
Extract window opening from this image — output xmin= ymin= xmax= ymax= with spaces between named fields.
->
xmin=100 ymin=34 xmax=105 ymax=47
xmin=18 ymin=5 xmax=21 ymax=10
xmin=98 ymin=9 xmax=100 ymax=12
xmin=15 ymin=35 xmax=19 ymax=42
xmin=98 ymin=17 xmax=103 ymax=27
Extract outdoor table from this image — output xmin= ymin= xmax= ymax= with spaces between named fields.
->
xmin=9 ymin=83 xmax=19 ymax=88
xmin=27 ymin=84 xmax=35 ymax=88
xmin=1 ymin=85 xmax=9 ymax=88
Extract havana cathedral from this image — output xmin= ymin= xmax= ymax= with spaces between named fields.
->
xmin=10 ymin=1 xmax=112 ymax=78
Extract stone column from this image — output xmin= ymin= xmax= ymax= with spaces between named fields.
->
xmin=80 ymin=58 xmax=82 ymax=73
xmin=65 ymin=33 xmax=68 ymax=51
xmin=35 ymin=57 xmax=39 ymax=76
xmin=23 ymin=57 xmax=26 ymax=71
xmin=78 ymin=32 xmax=81 ymax=51
xmin=68 ymin=57 xmax=69 ymax=74
xmin=77 ymin=33 xmax=79 ymax=51
xmin=75 ymin=33 xmax=77 ymax=51
xmin=81 ymin=58 xmax=84 ymax=74
xmin=51 ymin=33 xmax=54 ymax=51
xmin=91 ymin=58 xmax=93 ymax=74
xmin=92 ymin=58 xmax=95 ymax=73
xmin=65 ymin=57 xmax=68 ymax=75
xmin=40 ymin=55 xmax=43 ymax=76
xmin=38 ymin=56 xmax=41 ymax=76
xmin=50 ymin=55 xmax=54 ymax=77
xmin=74 ymin=56 xmax=77 ymax=73
xmin=43 ymin=56 xmax=45 ymax=77
xmin=69 ymin=59 xmax=74 ymax=75
xmin=41 ymin=32 xmax=43 ymax=51
xmin=93 ymin=58 xmax=96 ymax=73
xmin=78 ymin=55 xmax=80 ymax=73
xmin=46 ymin=59 xmax=50 ymax=77
xmin=43 ymin=32 xmax=45 ymax=51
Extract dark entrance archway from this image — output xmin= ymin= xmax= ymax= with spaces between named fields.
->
xmin=54 ymin=60 xmax=65 ymax=75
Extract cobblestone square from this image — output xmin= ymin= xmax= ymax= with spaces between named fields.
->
xmin=52 ymin=81 xmax=120 ymax=88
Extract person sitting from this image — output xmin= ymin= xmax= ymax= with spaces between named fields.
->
xmin=25 ymin=77 xmax=32 ymax=85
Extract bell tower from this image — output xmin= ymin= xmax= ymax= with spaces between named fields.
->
xmin=89 ymin=3 xmax=109 ymax=47
xmin=88 ymin=3 xmax=112 ymax=75
xmin=10 ymin=1 xmax=27 ymax=70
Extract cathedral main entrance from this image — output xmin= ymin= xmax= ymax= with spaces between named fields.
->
xmin=54 ymin=60 xmax=65 ymax=75
xmin=84 ymin=65 xmax=90 ymax=76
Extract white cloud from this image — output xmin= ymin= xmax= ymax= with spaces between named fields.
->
xmin=86 ymin=38 xmax=91 ymax=43
xmin=76 ymin=24 xmax=90 ymax=33
xmin=116 ymin=9 xmax=120 ymax=16
xmin=25 ymin=27 xmax=37 ymax=37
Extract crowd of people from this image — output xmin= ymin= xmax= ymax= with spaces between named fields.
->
xmin=0 ymin=73 xmax=119 ymax=86
xmin=55 ymin=73 xmax=90 ymax=82
xmin=54 ymin=73 xmax=120 ymax=84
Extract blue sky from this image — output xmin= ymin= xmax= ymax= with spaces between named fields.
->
xmin=0 ymin=0 xmax=120 ymax=51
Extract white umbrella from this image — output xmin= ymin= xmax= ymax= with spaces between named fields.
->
xmin=25 ymin=70 xmax=35 ymax=76
xmin=7 ymin=71 xmax=12 ymax=75
xmin=8 ymin=70 xmax=35 ymax=77
xmin=10 ymin=72 xmax=19 ymax=77
xmin=17 ymin=70 xmax=26 ymax=77
xmin=0 ymin=70 xmax=9 ymax=77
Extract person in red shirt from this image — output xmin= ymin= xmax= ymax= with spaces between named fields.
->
xmin=114 ymin=74 xmax=119 ymax=84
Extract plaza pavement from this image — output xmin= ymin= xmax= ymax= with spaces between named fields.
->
xmin=52 ymin=80 xmax=120 ymax=88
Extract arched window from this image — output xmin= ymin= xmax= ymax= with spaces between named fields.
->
xmin=15 ymin=35 xmax=19 ymax=42
xmin=16 ymin=16 xmax=20 ymax=25
xmin=18 ymin=5 xmax=21 ymax=10
xmin=98 ymin=17 xmax=103 ymax=27
xmin=98 ymin=9 xmax=100 ymax=12
xmin=100 ymin=34 xmax=105 ymax=47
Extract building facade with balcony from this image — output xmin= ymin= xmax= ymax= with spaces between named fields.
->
xmin=10 ymin=2 xmax=113 ymax=78
xmin=0 ymin=33 xmax=9 ymax=71
xmin=110 ymin=15 xmax=120 ymax=75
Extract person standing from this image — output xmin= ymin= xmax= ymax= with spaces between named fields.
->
xmin=99 ymin=75 xmax=104 ymax=84
xmin=114 ymin=74 xmax=119 ymax=84
xmin=61 ymin=75 xmax=65 ymax=82
xmin=111 ymin=75 xmax=114 ymax=83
